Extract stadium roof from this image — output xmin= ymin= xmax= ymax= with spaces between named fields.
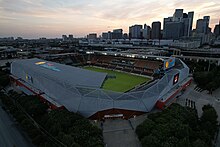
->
xmin=11 ymin=58 xmax=107 ymax=88
xmin=11 ymin=57 xmax=190 ymax=118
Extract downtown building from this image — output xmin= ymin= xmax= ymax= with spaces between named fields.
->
xmin=102 ymin=29 xmax=123 ymax=40
xmin=194 ymin=16 xmax=214 ymax=45
xmin=196 ymin=16 xmax=211 ymax=34
xmin=163 ymin=9 xmax=194 ymax=39
xmin=129 ymin=25 xmax=143 ymax=39
xmin=112 ymin=29 xmax=123 ymax=39
xmin=142 ymin=24 xmax=151 ymax=39
xmin=214 ymin=22 xmax=220 ymax=37
xmin=87 ymin=33 xmax=97 ymax=39
xmin=151 ymin=21 xmax=161 ymax=39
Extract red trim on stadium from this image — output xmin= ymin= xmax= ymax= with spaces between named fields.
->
xmin=156 ymin=78 xmax=193 ymax=109
xmin=9 ymin=75 xmax=193 ymax=120
xmin=89 ymin=108 xmax=145 ymax=120
xmin=9 ymin=76 xmax=65 ymax=110
xmin=10 ymin=76 xmax=145 ymax=119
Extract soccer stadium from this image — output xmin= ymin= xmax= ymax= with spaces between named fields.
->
xmin=10 ymin=52 xmax=192 ymax=119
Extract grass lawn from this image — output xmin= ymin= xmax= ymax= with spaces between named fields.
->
xmin=83 ymin=66 xmax=150 ymax=92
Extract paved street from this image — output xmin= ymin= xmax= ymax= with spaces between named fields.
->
xmin=0 ymin=101 xmax=33 ymax=147
xmin=102 ymin=119 xmax=141 ymax=147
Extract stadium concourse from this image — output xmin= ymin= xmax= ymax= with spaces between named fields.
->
xmin=10 ymin=56 xmax=192 ymax=120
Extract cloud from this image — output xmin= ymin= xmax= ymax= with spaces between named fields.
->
xmin=0 ymin=0 xmax=220 ymax=38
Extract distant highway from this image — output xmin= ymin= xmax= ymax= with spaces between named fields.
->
xmin=0 ymin=101 xmax=33 ymax=147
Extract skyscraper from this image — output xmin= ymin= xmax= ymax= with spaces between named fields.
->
xmin=151 ymin=21 xmax=161 ymax=39
xmin=203 ymin=16 xmax=210 ymax=34
xmin=182 ymin=17 xmax=190 ymax=36
xmin=142 ymin=24 xmax=151 ymax=39
xmin=163 ymin=9 xmax=194 ymax=39
xmin=112 ymin=29 xmax=123 ymax=39
xmin=165 ymin=22 xmax=184 ymax=39
xmin=196 ymin=19 xmax=204 ymax=33
xmin=188 ymin=12 xmax=194 ymax=32
xmin=196 ymin=16 xmax=210 ymax=34
xmin=164 ymin=17 xmax=173 ymax=30
xmin=129 ymin=25 xmax=142 ymax=39
xmin=173 ymin=9 xmax=183 ymax=22
xmin=214 ymin=21 xmax=220 ymax=36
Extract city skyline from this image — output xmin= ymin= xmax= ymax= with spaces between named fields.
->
xmin=0 ymin=0 xmax=220 ymax=38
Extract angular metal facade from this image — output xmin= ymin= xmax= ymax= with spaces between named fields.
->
xmin=11 ymin=58 xmax=189 ymax=118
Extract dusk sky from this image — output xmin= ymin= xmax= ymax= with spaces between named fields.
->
xmin=0 ymin=0 xmax=220 ymax=38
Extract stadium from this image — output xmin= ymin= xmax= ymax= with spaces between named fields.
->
xmin=10 ymin=52 xmax=192 ymax=119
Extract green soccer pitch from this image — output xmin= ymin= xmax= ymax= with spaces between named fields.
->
xmin=83 ymin=66 xmax=150 ymax=92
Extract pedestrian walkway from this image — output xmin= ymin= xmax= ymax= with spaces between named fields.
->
xmin=185 ymin=98 xmax=196 ymax=109
xmin=102 ymin=119 xmax=141 ymax=147
xmin=194 ymin=86 xmax=204 ymax=92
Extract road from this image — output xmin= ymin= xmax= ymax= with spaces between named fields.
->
xmin=0 ymin=101 xmax=34 ymax=147
xmin=102 ymin=119 xmax=141 ymax=147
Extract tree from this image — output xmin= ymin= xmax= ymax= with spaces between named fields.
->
xmin=193 ymin=66 xmax=220 ymax=91
xmin=201 ymin=105 xmax=218 ymax=125
xmin=136 ymin=119 xmax=155 ymax=139
xmin=136 ymin=104 xmax=218 ymax=147
xmin=176 ymin=137 xmax=191 ymax=147
xmin=192 ymin=139 xmax=208 ymax=147
xmin=141 ymin=135 xmax=160 ymax=147
xmin=200 ymin=105 xmax=218 ymax=138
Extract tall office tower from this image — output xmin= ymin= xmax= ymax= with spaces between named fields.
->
xmin=112 ymin=29 xmax=123 ymax=39
xmin=163 ymin=9 xmax=194 ymax=39
xmin=142 ymin=24 xmax=151 ymax=39
xmin=165 ymin=22 xmax=184 ymax=39
xmin=188 ymin=11 xmax=194 ymax=31
xmin=129 ymin=25 xmax=142 ymax=39
xmin=182 ymin=16 xmax=190 ymax=37
xmin=203 ymin=16 xmax=210 ymax=34
xmin=164 ymin=17 xmax=173 ymax=30
xmin=151 ymin=21 xmax=161 ymax=39
xmin=163 ymin=17 xmax=173 ymax=38
xmin=182 ymin=11 xmax=194 ymax=37
xmin=214 ymin=22 xmax=220 ymax=36
xmin=173 ymin=9 xmax=183 ymax=22
xmin=196 ymin=16 xmax=210 ymax=34
xmin=196 ymin=19 xmax=204 ymax=33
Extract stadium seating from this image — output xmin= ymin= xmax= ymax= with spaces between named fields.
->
xmin=46 ymin=53 xmax=163 ymax=76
